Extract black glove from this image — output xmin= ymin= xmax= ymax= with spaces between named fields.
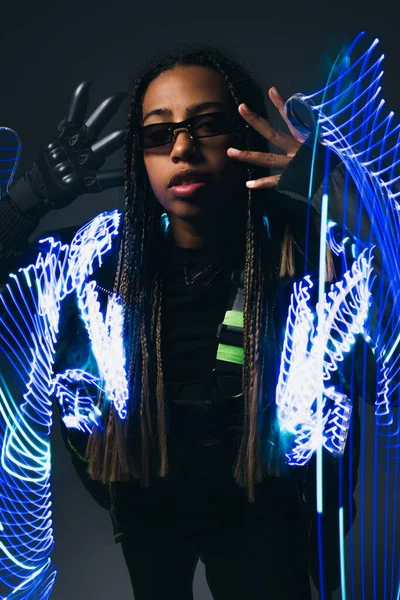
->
xmin=8 ymin=81 xmax=127 ymax=218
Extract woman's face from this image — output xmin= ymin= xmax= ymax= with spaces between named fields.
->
xmin=141 ymin=65 xmax=248 ymax=228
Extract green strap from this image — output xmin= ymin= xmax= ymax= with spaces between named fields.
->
xmin=222 ymin=310 xmax=243 ymax=328
xmin=67 ymin=437 xmax=89 ymax=463
xmin=108 ymin=482 xmax=126 ymax=541
xmin=217 ymin=310 xmax=244 ymax=365
xmin=217 ymin=343 xmax=243 ymax=365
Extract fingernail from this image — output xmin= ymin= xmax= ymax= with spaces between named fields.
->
xmin=241 ymin=103 xmax=252 ymax=113
xmin=271 ymin=87 xmax=280 ymax=97
xmin=228 ymin=148 xmax=241 ymax=156
xmin=246 ymin=180 xmax=255 ymax=187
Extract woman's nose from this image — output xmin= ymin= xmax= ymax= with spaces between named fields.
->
xmin=170 ymin=129 xmax=198 ymax=159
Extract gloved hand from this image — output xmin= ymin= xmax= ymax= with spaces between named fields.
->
xmin=7 ymin=81 xmax=127 ymax=218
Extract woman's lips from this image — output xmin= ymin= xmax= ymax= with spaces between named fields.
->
xmin=170 ymin=182 xmax=206 ymax=198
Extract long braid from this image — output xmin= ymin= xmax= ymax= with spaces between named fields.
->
xmin=85 ymin=94 xmax=134 ymax=480
xmin=205 ymin=60 xmax=268 ymax=500
xmin=155 ymin=276 xmax=168 ymax=477
xmin=237 ymin=187 xmax=266 ymax=501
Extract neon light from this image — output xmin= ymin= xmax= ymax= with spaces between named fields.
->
xmin=0 ymin=209 xmax=122 ymax=597
xmin=76 ymin=282 xmax=128 ymax=420
xmin=316 ymin=193 xmax=329 ymax=515
xmin=51 ymin=370 xmax=103 ymax=434
xmin=339 ymin=506 xmax=347 ymax=600
xmin=276 ymin=248 xmax=373 ymax=466
xmin=0 ymin=127 xmax=21 ymax=196
xmin=286 ymin=35 xmax=400 ymax=448
xmin=285 ymin=33 xmax=400 ymax=599
xmin=327 ymin=220 xmax=350 ymax=256
xmin=384 ymin=331 xmax=400 ymax=365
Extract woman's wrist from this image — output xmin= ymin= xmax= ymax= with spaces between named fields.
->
xmin=277 ymin=136 xmax=342 ymax=201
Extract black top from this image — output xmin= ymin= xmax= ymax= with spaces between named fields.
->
xmin=160 ymin=237 xmax=243 ymax=383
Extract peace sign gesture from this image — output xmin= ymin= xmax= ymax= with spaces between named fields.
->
xmin=227 ymin=87 xmax=307 ymax=189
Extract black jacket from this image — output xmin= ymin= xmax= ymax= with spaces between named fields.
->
xmin=0 ymin=137 xmax=383 ymax=594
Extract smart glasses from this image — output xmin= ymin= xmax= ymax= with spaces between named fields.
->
xmin=139 ymin=111 xmax=243 ymax=149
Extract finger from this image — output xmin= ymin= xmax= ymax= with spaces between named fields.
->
xmin=268 ymin=88 xmax=307 ymax=144
xmin=85 ymin=92 xmax=127 ymax=137
xmin=54 ymin=159 xmax=74 ymax=182
xmin=83 ymin=129 xmax=127 ymax=164
xmin=227 ymin=148 xmax=291 ymax=169
xmin=48 ymin=142 xmax=68 ymax=168
xmin=66 ymin=81 xmax=93 ymax=125
xmin=238 ymin=104 xmax=301 ymax=155
xmin=84 ymin=168 xmax=124 ymax=192
xmin=268 ymin=87 xmax=286 ymax=119
xmin=246 ymin=175 xmax=281 ymax=189
xmin=52 ymin=161 xmax=76 ymax=187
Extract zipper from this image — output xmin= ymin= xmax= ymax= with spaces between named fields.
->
xmin=297 ymin=462 xmax=313 ymax=549
xmin=108 ymin=482 xmax=126 ymax=542
xmin=305 ymin=508 xmax=313 ymax=549
xmin=96 ymin=283 xmax=113 ymax=296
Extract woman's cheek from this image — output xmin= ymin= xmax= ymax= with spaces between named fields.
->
xmin=144 ymin=165 xmax=163 ymax=201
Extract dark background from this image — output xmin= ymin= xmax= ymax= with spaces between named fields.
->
xmin=0 ymin=0 xmax=399 ymax=598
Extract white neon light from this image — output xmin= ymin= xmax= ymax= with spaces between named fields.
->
xmin=276 ymin=248 xmax=373 ymax=466
xmin=51 ymin=369 xmax=103 ymax=434
xmin=76 ymin=282 xmax=128 ymax=420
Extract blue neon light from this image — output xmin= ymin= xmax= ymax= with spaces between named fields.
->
xmin=0 ymin=210 xmax=122 ymax=597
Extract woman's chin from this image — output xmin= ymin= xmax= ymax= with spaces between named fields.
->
xmin=168 ymin=199 xmax=210 ymax=221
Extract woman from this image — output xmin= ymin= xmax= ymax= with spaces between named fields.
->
xmin=0 ymin=43 xmax=367 ymax=599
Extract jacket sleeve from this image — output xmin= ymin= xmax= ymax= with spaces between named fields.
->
xmin=0 ymin=201 xmax=111 ymax=510
xmin=277 ymin=135 xmax=387 ymax=328
xmin=52 ymin=292 xmax=111 ymax=511
xmin=54 ymin=393 xmax=111 ymax=511
xmin=278 ymin=136 xmax=379 ymax=249
xmin=276 ymin=136 xmax=394 ymax=407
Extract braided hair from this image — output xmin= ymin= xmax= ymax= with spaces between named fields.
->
xmin=85 ymin=42 xmax=334 ymax=502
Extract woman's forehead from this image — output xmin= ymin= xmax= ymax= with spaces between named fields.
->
xmin=141 ymin=65 xmax=233 ymax=115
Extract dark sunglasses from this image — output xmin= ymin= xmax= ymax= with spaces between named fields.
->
xmin=139 ymin=111 xmax=244 ymax=149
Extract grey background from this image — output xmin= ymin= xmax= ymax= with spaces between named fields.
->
xmin=0 ymin=0 xmax=399 ymax=598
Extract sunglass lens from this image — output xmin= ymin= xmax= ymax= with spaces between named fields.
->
xmin=143 ymin=125 xmax=171 ymax=148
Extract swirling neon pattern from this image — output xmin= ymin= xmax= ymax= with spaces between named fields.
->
xmin=285 ymin=32 xmax=400 ymax=599
xmin=276 ymin=247 xmax=373 ymax=465
xmin=0 ymin=210 xmax=122 ymax=598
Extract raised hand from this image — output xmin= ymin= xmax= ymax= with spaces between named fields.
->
xmin=8 ymin=81 xmax=127 ymax=216
xmin=227 ymin=87 xmax=307 ymax=189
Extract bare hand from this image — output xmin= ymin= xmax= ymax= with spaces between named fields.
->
xmin=227 ymin=87 xmax=306 ymax=189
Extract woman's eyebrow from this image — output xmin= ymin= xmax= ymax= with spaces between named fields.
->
xmin=142 ymin=101 xmax=227 ymax=123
